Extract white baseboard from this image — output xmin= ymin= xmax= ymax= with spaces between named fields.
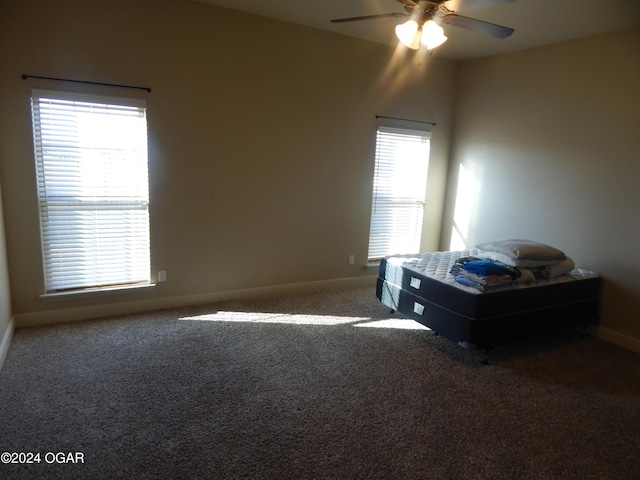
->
xmin=596 ymin=326 xmax=640 ymax=354
xmin=15 ymin=276 xmax=377 ymax=328
xmin=0 ymin=317 xmax=14 ymax=373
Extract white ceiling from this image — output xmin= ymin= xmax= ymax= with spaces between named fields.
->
xmin=193 ymin=0 xmax=640 ymax=60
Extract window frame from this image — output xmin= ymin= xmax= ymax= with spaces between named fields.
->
xmin=367 ymin=121 xmax=432 ymax=263
xmin=30 ymin=89 xmax=152 ymax=296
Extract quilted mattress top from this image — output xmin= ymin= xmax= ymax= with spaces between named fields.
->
xmin=384 ymin=249 xmax=599 ymax=295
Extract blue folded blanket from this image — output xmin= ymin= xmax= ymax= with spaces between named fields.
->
xmin=454 ymin=272 xmax=512 ymax=291
xmin=462 ymin=260 xmax=509 ymax=277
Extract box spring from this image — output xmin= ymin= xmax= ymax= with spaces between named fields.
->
xmin=376 ymin=251 xmax=601 ymax=349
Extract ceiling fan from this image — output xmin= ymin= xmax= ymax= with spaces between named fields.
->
xmin=331 ymin=0 xmax=516 ymax=50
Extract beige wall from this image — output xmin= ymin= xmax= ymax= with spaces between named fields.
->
xmin=445 ymin=28 xmax=640 ymax=349
xmin=0 ymin=0 xmax=456 ymax=326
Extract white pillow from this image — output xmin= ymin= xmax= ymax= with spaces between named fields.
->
xmin=476 ymin=239 xmax=566 ymax=261
xmin=480 ymin=251 xmax=563 ymax=268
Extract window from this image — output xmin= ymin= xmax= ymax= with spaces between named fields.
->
xmin=367 ymin=125 xmax=431 ymax=262
xmin=31 ymin=90 xmax=151 ymax=294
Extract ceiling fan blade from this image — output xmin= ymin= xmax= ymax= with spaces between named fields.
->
xmin=394 ymin=0 xmax=418 ymax=9
xmin=446 ymin=0 xmax=516 ymax=12
xmin=331 ymin=13 xmax=409 ymax=23
xmin=442 ymin=14 xmax=514 ymax=38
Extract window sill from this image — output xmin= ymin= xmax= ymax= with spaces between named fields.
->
xmin=40 ymin=283 xmax=155 ymax=301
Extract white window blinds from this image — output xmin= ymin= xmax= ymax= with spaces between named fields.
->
xmin=31 ymin=90 xmax=151 ymax=293
xmin=368 ymin=126 xmax=431 ymax=260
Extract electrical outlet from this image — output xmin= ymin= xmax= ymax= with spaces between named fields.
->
xmin=157 ymin=271 xmax=167 ymax=282
xmin=348 ymin=255 xmax=355 ymax=265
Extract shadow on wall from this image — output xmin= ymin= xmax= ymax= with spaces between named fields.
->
xmin=598 ymin=267 xmax=640 ymax=341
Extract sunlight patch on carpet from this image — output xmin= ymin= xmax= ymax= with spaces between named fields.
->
xmin=180 ymin=311 xmax=368 ymax=325
xmin=180 ymin=311 xmax=430 ymax=329
xmin=354 ymin=319 xmax=430 ymax=330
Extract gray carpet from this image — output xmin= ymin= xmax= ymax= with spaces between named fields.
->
xmin=1 ymin=287 xmax=639 ymax=479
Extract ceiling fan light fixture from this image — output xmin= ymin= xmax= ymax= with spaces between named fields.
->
xmin=421 ymin=20 xmax=448 ymax=50
xmin=395 ymin=20 xmax=421 ymax=49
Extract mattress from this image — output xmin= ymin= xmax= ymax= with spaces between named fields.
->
xmin=379 ymin=249 xmax=601 ymax=321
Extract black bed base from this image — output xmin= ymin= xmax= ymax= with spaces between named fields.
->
xmin=376 ymin=277 xmax=601 ymax=364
